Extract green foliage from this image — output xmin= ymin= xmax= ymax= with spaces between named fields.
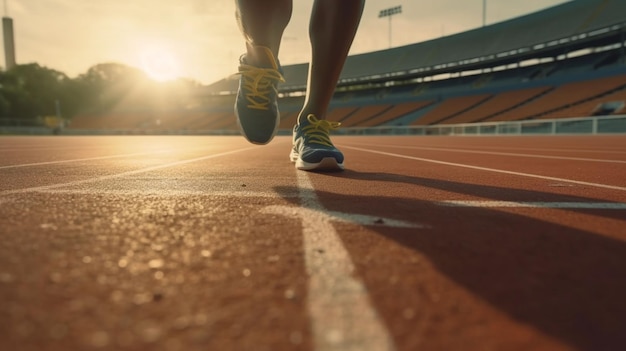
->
xmin=0 ymin=62 xmax=201 ymax=122
xmin=0 ymin=63 xmax=69 ymax=119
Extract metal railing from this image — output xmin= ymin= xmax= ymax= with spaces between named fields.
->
xmin=337 ymin=115 xmax=626 ymax=136
xmin=3 ymin=115 xmax=625 ymax=136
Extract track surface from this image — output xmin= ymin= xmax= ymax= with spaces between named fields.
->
xmin=1 ymin=135 xmax=625 ymax=351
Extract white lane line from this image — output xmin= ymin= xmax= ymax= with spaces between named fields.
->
xmin=291 ymin=171 xmax=396 ymax=351
xmin=341 ymin=146 xmax=626 ymax=192
xmin=440 ymin=201 xmax=626 ymax=209
xmin=342 ymin=143 xmax=626 ymax=164
xmin=325 ymin=210 xmax=425 ymax=228
xmin=449 ymin=146 xmax=626 ymax=155
xmin=0 ymin=147 xmax=258 ymax=196
xmin=263 ymin=206 xmax=425 ymax=229
xmin=351 ymin=144 xmax=626 ymax=155
xmin=0 ymin=145 xmax=104 ymax=152
xmin=0 ymin=151 xmax=170 ymax=170
xmin=22 ymin=189 xmax=301 ymax=198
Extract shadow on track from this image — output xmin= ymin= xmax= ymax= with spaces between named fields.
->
xmin=274 ymin=170 xmax=626 ymax=350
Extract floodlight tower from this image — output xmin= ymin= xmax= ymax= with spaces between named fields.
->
xmin=2 ymin=0 xmax=16 ymax=70
xmin=378 ymin=5 xmax=402 ymax=49
xmin=482 ymin=0 xmax=487 ymax=27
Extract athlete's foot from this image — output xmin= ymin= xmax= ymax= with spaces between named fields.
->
xmin=290 ymin=114 xmax=344 ymax=171
xmin=234 ymin=46 xmax=285 ymax=145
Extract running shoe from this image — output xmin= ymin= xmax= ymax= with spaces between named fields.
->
xmin=234 ymin=46 xmax=285 ymax=144
xmin=290 ymin=114 xmax=344 ymax=171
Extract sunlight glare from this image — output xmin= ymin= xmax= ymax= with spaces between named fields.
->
xmin=139 ymin=46 xmax=181 ymax=82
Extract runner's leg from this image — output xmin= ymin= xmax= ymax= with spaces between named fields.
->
xmin=235 ymin=0 xmax=293 ymax=67
xmin=298 ymin=0 xmax=365 ymax=123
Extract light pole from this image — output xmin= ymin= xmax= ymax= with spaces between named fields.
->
xmin=378 ymin=5 xmax=402 ymax=49
xmin=482 ymin=0 xmax=487 ymax=27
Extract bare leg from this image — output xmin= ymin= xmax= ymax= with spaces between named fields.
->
xmin=235 ymin=0 xmax=293 ymax=67
xmin=298 ymin=0 xmax=365 ymax=124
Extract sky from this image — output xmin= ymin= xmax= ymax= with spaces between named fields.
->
xmin=5 ymin=0 xmax=571 ymax=84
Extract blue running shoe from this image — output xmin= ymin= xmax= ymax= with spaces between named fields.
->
xmin=290 ymin=114 xmax=344 ymax=171
xmin=234 ymin=46 xmax=285 ymax=145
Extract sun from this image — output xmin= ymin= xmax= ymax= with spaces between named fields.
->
xmin=139 ymin=46 xmax=181 ymax=82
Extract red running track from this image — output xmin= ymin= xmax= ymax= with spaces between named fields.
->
xmin=0 ymin=135 xmax=625 ymax=351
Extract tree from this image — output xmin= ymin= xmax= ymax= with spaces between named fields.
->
xmin=0 ymin=63 xmax=70 ymax=120
xmin=0 ymin=61 xmax=205 ymax=125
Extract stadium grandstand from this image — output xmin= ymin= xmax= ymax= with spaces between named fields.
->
xmin=65 ymin=0 xmax=626 ymax=136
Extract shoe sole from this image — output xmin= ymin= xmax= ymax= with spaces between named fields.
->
xmin=234 ymin=106 xmax=280 ymax=145
xmin=295 ymin=157 xmax=344 ymax=171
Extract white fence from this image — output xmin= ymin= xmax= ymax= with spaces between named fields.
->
xmin=338 ymin=115 xmax=626 ymax=136
xmin=4 ymin=115 xmax=626 ymax=136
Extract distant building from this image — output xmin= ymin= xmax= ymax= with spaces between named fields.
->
xmin=3 ymin=16 xmax=15 ymax=70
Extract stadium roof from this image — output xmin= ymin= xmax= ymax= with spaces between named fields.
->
xmin=206 ymin=0 xmax=626 ymax=94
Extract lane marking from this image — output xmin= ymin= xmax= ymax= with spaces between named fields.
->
xmin=286 ymin=171 xmax=396 ymax=351
xmin=0 ymin=151 xmax=173 ymax=170
xmin=440 ymin=201 xmax=626 ymax=209
xmin=341 ymin=146 xmax=626 ymax=191
xmin=0 ymin=147 xmax=258 ymax=196
xmin=9 ymin=187 xmax=625 ymax=211
xmin=347 ymin=143 xmax=626 ymax=155
xmin=14 ymin=189 xmax=301 ymax=198
xmin=445 ymin=146 xmax=626 ymax=155
xmin=0 ymin=145 xmax=107 ymax=152
xmin=342 ymin=143 xmax=626 ymax=164
xmin=263 ymin=206 xmax=425 ymax=228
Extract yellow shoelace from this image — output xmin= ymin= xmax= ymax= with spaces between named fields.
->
xmin=237 ymin=65 xmax=285 ymax=110
xmin=301 ymin=114 xmax=341 ymax=147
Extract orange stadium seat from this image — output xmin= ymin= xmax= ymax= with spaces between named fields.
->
xmin=539 ymin=86 xmax=626 ymax=119
xmin=412 ymin=94 xmax=491 ymax=125
xmin=491 ymin=74 xmax=626 ymax=121
xmin=339 ymin=104 xmax=393 ymax=127
xmin=361 ymin=100 xmax=434 ymax=127
xmin=445 ymin=86 xmax=552 ymax=124
xmin=328 ymin=106 xmax=360 ymax=123
xmin=544 ymin=89 xmax=626 ymax=118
